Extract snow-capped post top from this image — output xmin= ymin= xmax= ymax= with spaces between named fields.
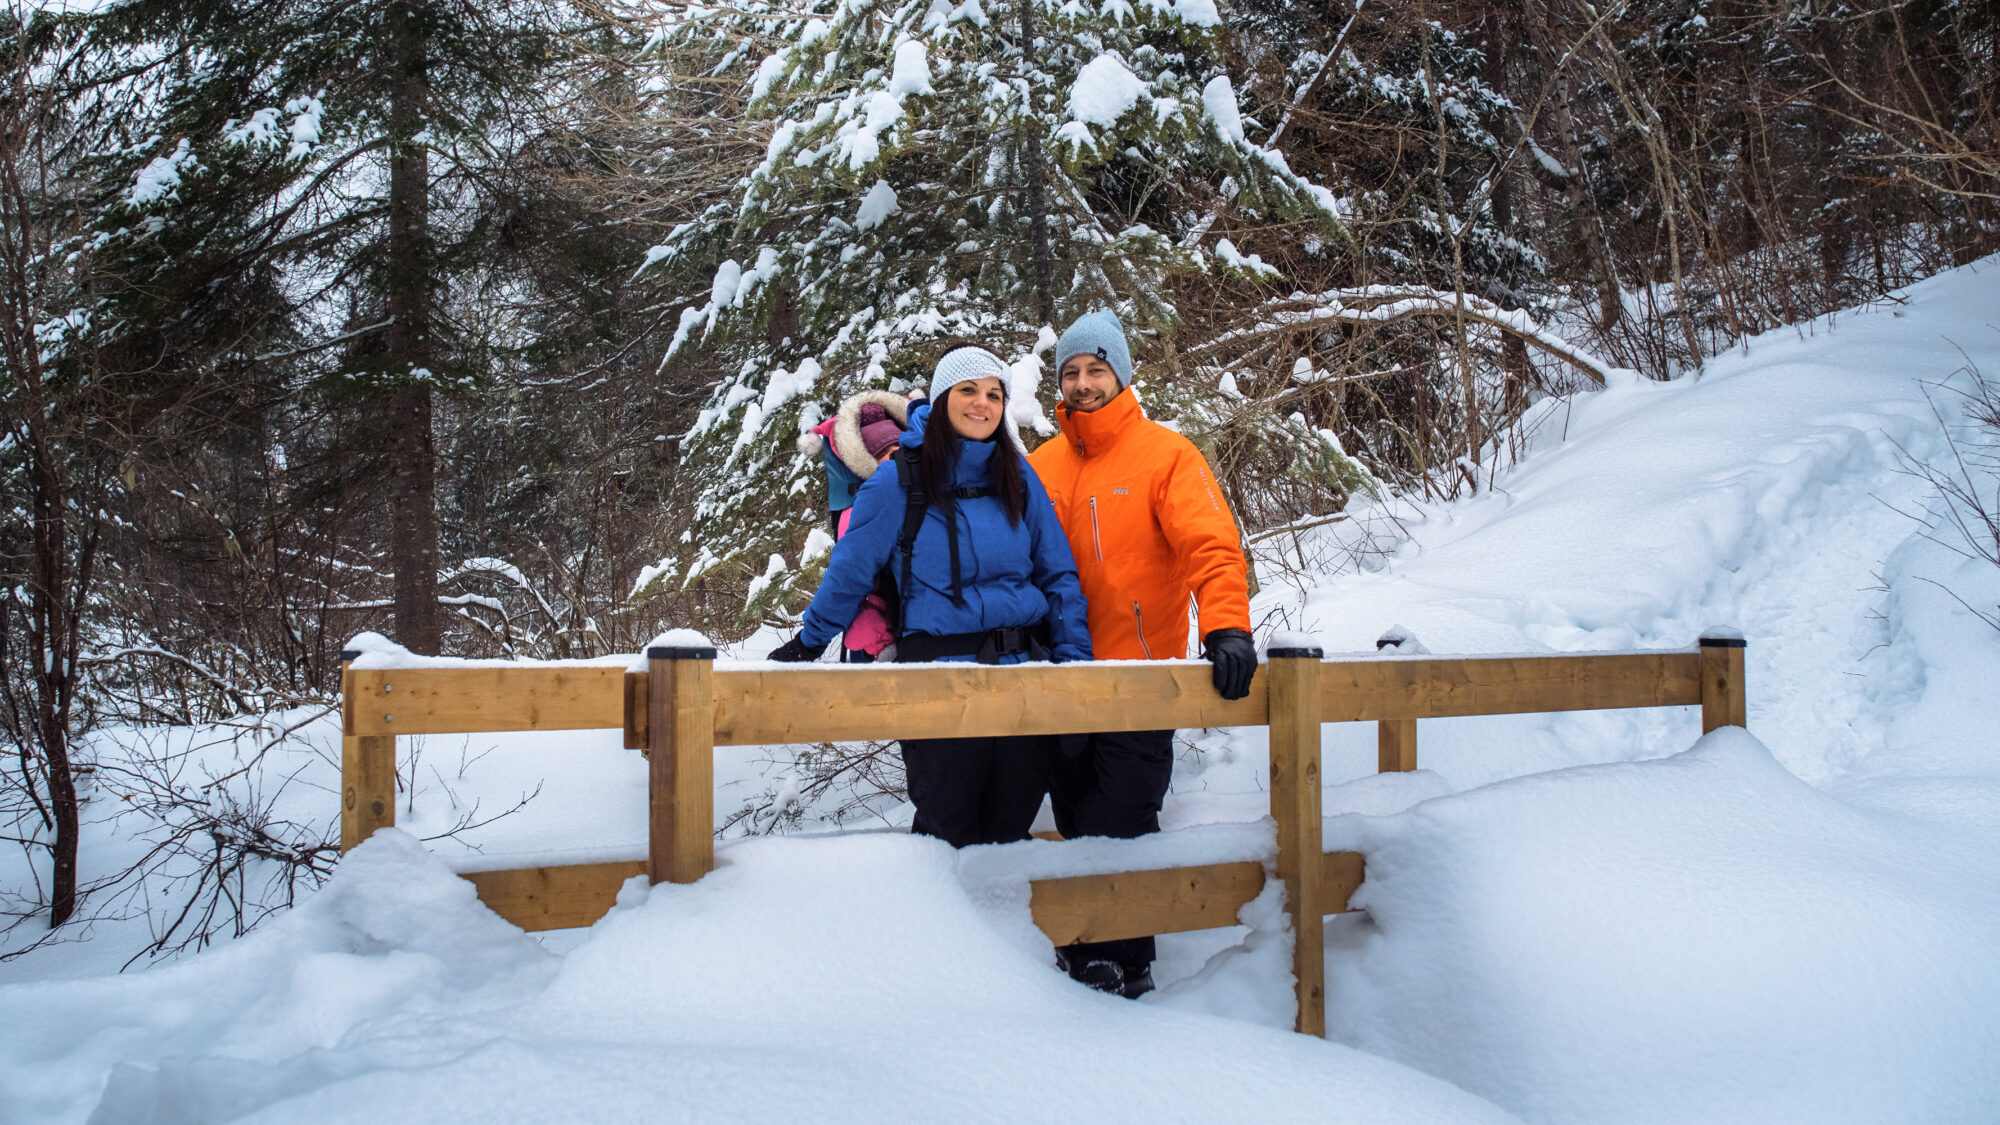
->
xmin=1699 ymin=627 xmax=1747 ymax=648
xmin=341 ymin=631 xmax=407 ymax=663
xmin=1266 ymin=631 xmax=1323 ymax=659
xmin=645 ymin=628 xmax=718 ymax=662
xmin=1376 ymin=625 xmax=1429 ymax=653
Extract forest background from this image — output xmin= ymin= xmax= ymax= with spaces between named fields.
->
xmin=1 ymin=0 xmax=1994 ymax=941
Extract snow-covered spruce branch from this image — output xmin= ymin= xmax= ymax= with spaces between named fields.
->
xmin=1190 ymin=287 xmax=1633 ymax=387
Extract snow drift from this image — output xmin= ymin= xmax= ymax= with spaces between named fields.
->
xmin=0 ymin=831 xmax=1513 ymax=1124
xmin=1326 ymin=728 xmax=2000 ymax=1123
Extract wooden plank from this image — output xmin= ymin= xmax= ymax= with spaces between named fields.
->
xmin=469 ymin=854 xmax=1363 ymax=939
xmin=1699 ymin=640 xmax=1748 ymax=732
xmin=711 ymin=661 xmax=1267 ymax=747
xmin=465 ymin=860 xmax=645 ymax=931
xmin=1267 ymin=647 xmax=1326 ymax=1037
xmin=1320 ymin=651 xmax=1702 ymax=721
xmin=1377 ymin=718 xmax=1417 ymax=772
xmin=650 ymin=651 xmax=716 ymax=884
xmin=345 ymin=665 xmax=626 ymax=736
xmin=1030 ymin=861 xmax=1265 ymax=946
xmin=349 ymin=650 xmax=1696 ymax=743
xmin=1322 ymin=851 xmax=1365 ymax=913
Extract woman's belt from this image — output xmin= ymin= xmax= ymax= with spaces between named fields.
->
xmin=895 ymin=624 xmax=1051 ymax=665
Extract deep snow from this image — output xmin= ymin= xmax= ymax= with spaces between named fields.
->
xmin=2 ymin=258 xmax=1997 ymax=1122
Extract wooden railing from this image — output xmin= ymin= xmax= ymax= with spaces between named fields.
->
xmin=338 ymin=632 xmax=1747 ymax=1036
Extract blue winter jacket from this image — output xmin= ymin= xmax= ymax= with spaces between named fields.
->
xmin=799 ymin=404 xmax=1092 ymax=664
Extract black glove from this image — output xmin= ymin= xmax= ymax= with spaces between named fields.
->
xmin=767 ymin=634 xmax=828 ymax=663
xmin=1203 ymin=628 xmax=1257 ymax=701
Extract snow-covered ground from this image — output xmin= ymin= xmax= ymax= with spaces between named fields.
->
xmin=3 ymin=259 xmax=1997 ymax=1122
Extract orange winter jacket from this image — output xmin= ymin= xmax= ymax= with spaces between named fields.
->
xmin=1028 ymin=388 xmax=1251 ymax=660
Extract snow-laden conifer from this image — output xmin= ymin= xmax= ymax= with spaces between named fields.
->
xmin=631 ymin=0 xmax=1350 ymax=623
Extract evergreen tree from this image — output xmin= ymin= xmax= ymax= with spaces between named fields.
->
xmin=85 ymin=0 xmax=587 ymax=653
xmin=631 ymin=0 xmax=1350 ymax=626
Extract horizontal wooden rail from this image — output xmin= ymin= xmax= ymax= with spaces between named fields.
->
xmin=1030 ymin=861 xmax=1265 ymax=946
xmin=349 ymin=651 xmax=1705 ymax=742
xmin=463 ymin=852 xmax=1367 ymax=943
xmin=346 ymin=665 xmax=626 ymax=736
xmin=709 ymin=662 xmax=1268 ymax=745
xmin=1320 ymin=651 xmax=1702 ymax=720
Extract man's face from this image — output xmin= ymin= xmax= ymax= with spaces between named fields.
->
xmin=1059 ymin=354 xmax=1121 ymax=413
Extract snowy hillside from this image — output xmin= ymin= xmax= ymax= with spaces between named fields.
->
xmin=2 ymin=260 xmax=1997 ymax=1123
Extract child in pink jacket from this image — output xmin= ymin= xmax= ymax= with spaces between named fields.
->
xmin=798 ymin=392 xmax=909 ymax=661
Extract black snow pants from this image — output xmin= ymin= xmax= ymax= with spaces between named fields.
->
xmin=901 ymin=734 xmax=1051 ymax=849
xmin=1046 ymin=727 xmax=1176 ymax=968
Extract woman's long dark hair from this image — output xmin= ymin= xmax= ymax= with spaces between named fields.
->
xmin=920 ymin=374 xmax=1028 ymax=527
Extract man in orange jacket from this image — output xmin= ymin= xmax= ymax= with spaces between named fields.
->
xmin=1029 ymin=309 xmax=1258 ymax=998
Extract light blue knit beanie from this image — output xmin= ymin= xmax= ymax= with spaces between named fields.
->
xmin=1054 ymin=310 xmax=1134 ymax=389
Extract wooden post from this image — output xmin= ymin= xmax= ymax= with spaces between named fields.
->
xmin=1698 ymin=631 xmax=1747 ymax=733
xmin=1266 ymin=643 xmax=1326 ymax=1037
xmin=1374 ymin=628 xmax=1419 ymax=772
xmin=340 ymin=650 xmax=397 ymax=852
xmin=1377 ymin=719 xmax=1417 ymax=772
xmin=648 ymin=644 xmax=716 ymax=884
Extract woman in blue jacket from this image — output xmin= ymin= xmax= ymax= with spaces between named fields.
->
xmin=769 ymin=345 xmax=1091 ymax=847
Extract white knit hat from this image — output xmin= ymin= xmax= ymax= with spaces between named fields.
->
xmin=929 ymin=346 xmax=1012 ymax=404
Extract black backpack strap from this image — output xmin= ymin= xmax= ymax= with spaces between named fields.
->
xmin=893 ymin=447 xmax=973 ymax=609
xmin=894 ymin=448 xmax=927 ymax=607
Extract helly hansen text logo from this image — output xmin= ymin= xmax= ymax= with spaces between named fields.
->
xmin=1112 ymin=486 xmax=1130 ymax=495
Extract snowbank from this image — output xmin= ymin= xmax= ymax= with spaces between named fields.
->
xmin=0 ymin=831 xmax=555 ymax=1123
xmin=1261 ymin=256 xmax=2000 ymax=792
xmin=0 ymin=831 xmax=1515 ymax=1123
xmin=1325 ymin=728 xmax=2000 ymax=1123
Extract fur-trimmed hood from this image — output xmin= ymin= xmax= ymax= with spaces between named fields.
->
xmin=795 ymin=390 xmax=914 ymax=480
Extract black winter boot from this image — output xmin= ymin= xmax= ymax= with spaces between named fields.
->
xmin=1067 ymin=957 xmax=1126 ymax=995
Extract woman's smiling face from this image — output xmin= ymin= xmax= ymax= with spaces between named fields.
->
xmin=944 ymin=376 xmax=1005 ymax=441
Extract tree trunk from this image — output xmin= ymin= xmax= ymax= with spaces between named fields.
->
xmin=386 ymin=0 xmax=440 ymax=654
xmin=1017 ymin=0 xmax=1056 ymax=327
xmin=387 ymin=388 xmax=440 ymax=653
xmin=0 ymin=51 xmax=90 ymax=929
xmin=1548 ymin=83 xmax=1621 ymax=332
xmin=28 ymin=430 xmax=82 ymax=928
xmin=1500 ymin=331 xmax=1530 ymax=424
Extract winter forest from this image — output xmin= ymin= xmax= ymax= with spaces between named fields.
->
xmin=3 ymin=0 xmax=1999 ymax=1118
